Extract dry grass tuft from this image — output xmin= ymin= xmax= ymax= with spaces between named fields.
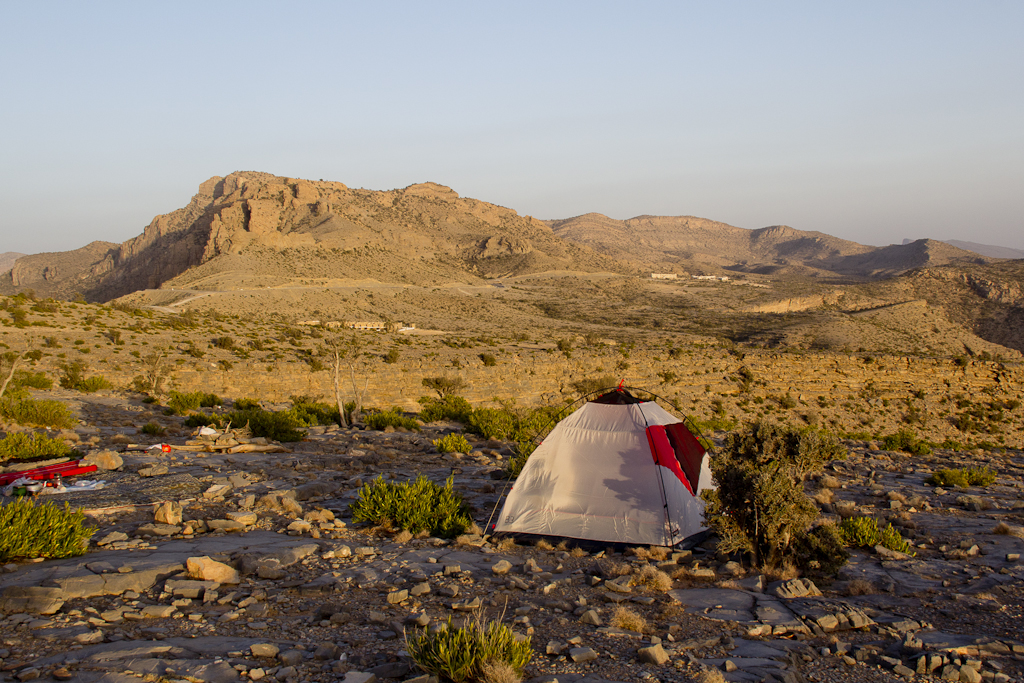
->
xmin=413 ymin=529 xmax=431 ymax=540
xmin=694 ymin=668 xmax=727 ymax=683
xmin=993 ymin=522 xmax=1024 ymax=538
xmin=555 ymin=540 xmax=570 ymax=551
xmin=833 ymin=500 xmax=858 ymax=518
xmin=478 ymin=658 xmax=522 ymax=683
xmin=610 ymin=605 xmax=647 ymax=633
xmin=845 ymin=579 xmax=877 ymax=596
xmin=887 ymin=491 xmax=908 ymax=504
xmin=393 ymin=529 xmax=413 ymax=544
xmin=632 ymin=565 xmax=673 ymax=592
xmin=715 ymin=579 xmax=743 ymax=590
xmin=109 ymin=433 xmax=132 ymax=445
xmin=762 ymin=562 xmax=800 ymax=582
xmin=812 ymin=487 xmax=835 ymax=506
xmin=535 ymin=538 xmax=554 ymax=551
xmin=599 ymin=560 xmax=633 ymax=578
xmin=818 ymin=474 xmax=841 ymax=489
xmin=467 ymin=521 xmax=483 ymax=535
xmin=494 ymin=536 xmax=517 ymax=551
xmin=569 ymin=546 xmax=588 ymax=558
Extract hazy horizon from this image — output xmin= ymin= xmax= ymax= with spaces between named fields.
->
xmin=1 ymin=2 xmax=1022 ymax=255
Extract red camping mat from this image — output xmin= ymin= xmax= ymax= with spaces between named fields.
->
xmin=645 ymin=423 xmax=706 ymax=495
xmin=0 ymin=460 xmax=98 ymax=486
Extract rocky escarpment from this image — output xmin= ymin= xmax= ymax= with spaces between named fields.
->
xmin=0 ymin=174 xmax=624 ymax=302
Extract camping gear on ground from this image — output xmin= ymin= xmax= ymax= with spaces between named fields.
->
xmin=494 ymin=388 xmax=713 ymax=546
xmin=0 ymin=460 xmax=98 ymax=487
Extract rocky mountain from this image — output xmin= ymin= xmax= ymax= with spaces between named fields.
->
xmin=0 ymin=173 xmax=627 ymax=301
xmin=942 ymin=239 xmax=1024 ymax=260
xmin=0 ymin=172 xmax=1002 ymax=302
xmin=0 ymin=252 xmax=26 ymax=274
xmin=551 ymin=214 xmax=992 ymax=279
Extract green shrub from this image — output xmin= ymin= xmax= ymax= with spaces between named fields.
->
xmin=466 ymin=402 xmax=558 ymax=443
xmin=406 ymin=617 xmax=533 ymax=683
xmin=433 ymin=433 xmax=472 ymax=454
xmin=882 ymin=427 xmax=932 ymax=455
xmin=422 ymin=375 xmax=468 ymax=398
xmin=479 ymin=352 xmax=497 ymax=367
xmin=232 ymin=397 xmax=259 ymax=410
xmin=0 ymin=499 xmax=94 ymax=561
xmin=76 ymin=376 xmax=112 ymax=392
xmin=286 ymin=401 xmax=342 ymax=428
xmin=418 ymin=395 xmax=473 ymax=423
xmin=10 ymin=370 xmax=53 ymax=390
xmin=222 ymin=409 xmax=305 ymax=442
xmin=701 ymin=420 xmax=846 ymax=568
xmin=688 ymin=414 xmax=738 ymax=434
xmin=364 ymin=408 xmax=421 ymax=432
xmin=167 ymin=391 xmax=221 ymax=414
xmin=791 ymin=522 xmax=849 ymax=575
xmin=184 ymin=413 xmax=221 ymax=428
xmin=58 ymin=361 xmax=111 ymax=393
xmin=384 ymin=348 xmax=401 ymax=364
xmin=350 ymin=475 xmax=471 ymax=538
xmin=0 ymin=394 xmax=76 ymax=429
xmin=212 ymin=335 xmax=235 ymax=350
xmin=0 ymin=432 xmax=73 ymax=462
xmin=839 ymin=516 xmax=914 ymax=555
xmin=568 ymin=375 xmax=617 ymax=397
xmin=926 ymin=466 xmax=997 ymax=488
xmin=140 ymin=422 xmax=165 ymax=436
xmin=503 ymin=440 xmax=538 ymax=479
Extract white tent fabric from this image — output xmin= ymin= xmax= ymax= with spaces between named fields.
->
xmin=495 ymin=399 xmax=713 ymax=546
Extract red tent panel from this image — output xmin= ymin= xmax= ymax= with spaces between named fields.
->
xmin=645 ymin=423 xmax=706 ymax=495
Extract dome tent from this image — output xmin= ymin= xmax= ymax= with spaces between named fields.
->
xmin=494 ymin=387 xmax=713 ymax=546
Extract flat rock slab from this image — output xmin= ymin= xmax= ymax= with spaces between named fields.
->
xmin=728 ymin=638 xmax=801 ymax=660
xmin=667 ymin=588 xmax=757 ymax=622
xmin=32 ymin=636 xmax=284 ymax=668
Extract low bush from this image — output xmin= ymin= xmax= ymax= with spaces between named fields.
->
xmin=364 ymin=408 xmax=422 ymax=432
xmin=925 ymin=466 xmax=997 ymax=488
xmin=882 ymin=428 xmax=932 ymax=455
xmin=10 ymin=370 xmax=53 ymax=390
xmin=406 ymin=616 xmax=533 ymax=683
xmin=167 ymin=391 xmax=221 ymax=414
xmin=791 ymin=522 xmax=850 ymax=575
xmin=350 ymin=475 xmax=471 ymax=538
xmin=418 ymin=395 xmax=473 ymax=423
xmin=140 ymin=422 xmax=165 ymax=436
xmin=0 ymin=393 xmax=76 ymax=429
xmin=76 ymin=376 xmax=113 ymax=392
xmin=0 ymin=432 xmax=74 ymax=462
xmin=466 ymin=402 xmax=558 ymax=443
xmin=839 ymin=516 xmax=914 ymax=555
xmin=479 ymin=352 xmax=497 ymax=367
xmin=288 ymin=398 xmax=341 ymax=427
xmin=233 ymin=397 xmax=261 ymax=410
xmin=422 ymin=375 xmax=468 ymax=398
xmin=434 ymin=433 xmax=472 ymax=454
xmin=213 ymin=408 xmax=305 ymax=442
xmin=0 ymin=499 xmax=94 ymax=561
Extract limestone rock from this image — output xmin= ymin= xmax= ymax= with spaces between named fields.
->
xmin=153 ymin=501 xmax=182 ymax=525
xmin=637 ymin=643 xmax=669 ymax=665
xmin=82 ymin=450 xmax=122 ymax=471
xmin=187 ymin=556 xmax=240 ymax=584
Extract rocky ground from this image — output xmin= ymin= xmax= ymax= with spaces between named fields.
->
xmin=1 ymin=392 xmax=1023 ymax=683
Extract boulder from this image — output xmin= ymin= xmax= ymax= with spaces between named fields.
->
xmin=153 ymin=501 xmax=182 ymax=525
xmin=186 ymin=556 xmax=240 ymax=584
xmin=82 ymin=450 xmax=122 ymax=471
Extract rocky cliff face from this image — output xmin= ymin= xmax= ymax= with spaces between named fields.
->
xmin=0 ymin=173 xmax=623 ymax=301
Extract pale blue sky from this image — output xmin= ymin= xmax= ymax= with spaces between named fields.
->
xmin=2 ymin=1 xmax=1022 ymax=255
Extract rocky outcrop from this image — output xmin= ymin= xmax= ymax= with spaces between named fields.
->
xmin=0 ymin=173 xmax=623 ymax=301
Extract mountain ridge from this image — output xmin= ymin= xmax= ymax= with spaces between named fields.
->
xmin=0 ymin=172 xmax=998 ymax=301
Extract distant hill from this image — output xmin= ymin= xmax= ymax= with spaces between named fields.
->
xmin=551 ymin=214 xmax=991 ymax=279
xmin=942 ymin=239 xmax=1024 ymax=260
xmin=0 ymin=252 xmax=25 ymax=274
